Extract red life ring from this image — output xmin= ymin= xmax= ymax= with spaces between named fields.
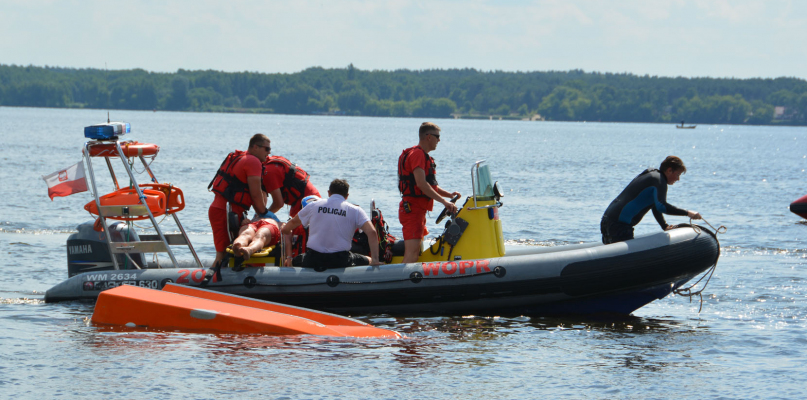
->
xmin=86 ymin=141 xmax=160 ymax=158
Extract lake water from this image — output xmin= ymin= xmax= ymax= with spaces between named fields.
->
xmin=1 ymin=106 xmax=806 ymax=399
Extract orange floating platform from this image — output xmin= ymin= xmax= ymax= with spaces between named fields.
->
xmin=92 ymin=283 xmax=401 ymax=338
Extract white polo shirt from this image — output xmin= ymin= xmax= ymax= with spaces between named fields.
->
xmin=297 ymin=194 xmax=370 ymax=253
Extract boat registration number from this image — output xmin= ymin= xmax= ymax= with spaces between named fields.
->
xmin=82 ymin=279 xmax=159 ymax=291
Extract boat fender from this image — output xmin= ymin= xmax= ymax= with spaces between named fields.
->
xmin=493 ymin=266 xmax=507 ymax=278
xmin=327 ymin=275 xmax=340 ymax=287
xmin=410 ymin=271 xmax=423 ymax=283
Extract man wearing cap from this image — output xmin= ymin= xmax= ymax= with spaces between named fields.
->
xmin=397 ymin=122 xmax=461 ymax=263
xmin=281 ymin=179 xmax=381 ymax=270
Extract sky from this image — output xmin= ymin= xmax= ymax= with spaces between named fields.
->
xmin=1 ymin=0 xmax=805 ymax=79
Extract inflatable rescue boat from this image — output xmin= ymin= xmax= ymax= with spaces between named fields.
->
xmin=790 ymin=194 xmax=807 ymax=220
xmin=45 ymin=122 xmax=721 ymax=316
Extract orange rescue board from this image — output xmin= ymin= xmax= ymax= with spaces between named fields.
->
xmin=92 ymin=284 xmax=401 ymax=338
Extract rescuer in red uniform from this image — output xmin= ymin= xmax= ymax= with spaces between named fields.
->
xmin=397 ymin=122 xmax=460 ymax=263
xmin=208 ymin=134 xmax=272 ymax=267
xmin=261 ymin=156 xmax=321 ymax=217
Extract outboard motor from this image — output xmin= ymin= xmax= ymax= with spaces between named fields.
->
xmin=66 ymin=220 xmax=145 ymax=277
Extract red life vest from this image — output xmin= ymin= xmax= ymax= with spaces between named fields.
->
xmin=208 ymin=150 xmax=261 ymax=210
xmin=290 ymin=226 xmax=308 ymax=258
xmin=350 ymin=206 xmax=397 ymax=263
xmin=397 ymin=146 xmax=437 ymax=198
xmin=372 ymin=207 xmax=396 ymax=263
xmin=264 ymin=156 xmax=310 ymax=206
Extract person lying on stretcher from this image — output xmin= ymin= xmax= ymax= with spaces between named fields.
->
xmin=232 ymin=217 xmax=283 ymax=260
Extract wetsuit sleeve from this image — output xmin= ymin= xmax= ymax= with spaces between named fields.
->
xmin=652 ymin=208 xmax=669 ymax=229
xmin=661 ymin=203 xmax=687 ymax=216
xmin=652 ymin=184 xmax=688 ymax=228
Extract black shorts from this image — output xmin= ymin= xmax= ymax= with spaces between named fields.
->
xmin=601 ymin=217 xmax=634 ymax=244
xmin=301 ymin=249 xmax=368 ymax=271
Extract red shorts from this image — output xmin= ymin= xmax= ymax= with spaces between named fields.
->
xmin=248 ymin=219 xmax=281 ymax=247
xmin=208 ymin=204 xmax=231 ymax=252
xmin=399 ymin=202 xmax=429 ymax=240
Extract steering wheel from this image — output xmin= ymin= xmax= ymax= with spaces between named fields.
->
xmin=435 ymin=194 xmax=461 ymax=224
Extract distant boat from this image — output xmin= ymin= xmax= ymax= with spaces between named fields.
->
xmin=676 ymin=120 xmax=696 ymax=129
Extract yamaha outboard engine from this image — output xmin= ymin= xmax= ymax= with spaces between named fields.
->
xmin=66 ymin=221 xmax=145 ymax=277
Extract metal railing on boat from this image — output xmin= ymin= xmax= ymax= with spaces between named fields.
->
xmin=83 ymin=140 xmax=203 ymax=271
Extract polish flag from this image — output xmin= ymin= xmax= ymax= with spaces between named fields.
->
xmin=42 ymin=162 xmax=89 ymax=200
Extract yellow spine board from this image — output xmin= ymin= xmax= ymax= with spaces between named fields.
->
xmin=226 ymin=245 xmax=277 ymax=267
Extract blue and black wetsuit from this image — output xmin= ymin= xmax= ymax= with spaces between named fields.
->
xmin=601 ymin=168 xmax=688 ymax=244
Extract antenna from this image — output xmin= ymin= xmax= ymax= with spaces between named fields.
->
xmin=105 ymin=62 xmax=110 ymax=123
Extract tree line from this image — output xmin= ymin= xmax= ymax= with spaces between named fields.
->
xmin=1 ymin=63 xmax=806 ymax=125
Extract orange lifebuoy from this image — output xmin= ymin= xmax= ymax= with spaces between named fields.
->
xmin=86 ymin=141 xmax=160 ymax=158
xmin=84 ymin=188 xmax=167 ymax=221
xmin=139 ymin=183 xmax=185 ymax=214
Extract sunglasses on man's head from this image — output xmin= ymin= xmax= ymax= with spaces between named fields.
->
xmin=429 ymin=133 xmax=440 ymax=139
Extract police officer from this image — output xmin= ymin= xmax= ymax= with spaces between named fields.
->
xmin=281 ymin=179 xmax=381 ymax=270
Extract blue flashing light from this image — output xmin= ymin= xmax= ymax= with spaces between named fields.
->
xmin=84 ymin=122 xmax=131 ymax=140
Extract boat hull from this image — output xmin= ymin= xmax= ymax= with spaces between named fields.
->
xmin=790 ymin=194 xmax=807 ymax=220
xmin=46 ymin=226 xmax=720 ymax=316
xmin=93 ymin=284 xmax=401 ymax=337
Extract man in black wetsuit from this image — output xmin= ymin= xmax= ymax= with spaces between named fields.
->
xmin=601 ymin=155 xmax=702 ymax=244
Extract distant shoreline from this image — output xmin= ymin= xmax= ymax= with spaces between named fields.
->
xmin=2 ymin=64 xmax=805 ymax=126
xmin=5 ymin=104 xmax=805 ymax=128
